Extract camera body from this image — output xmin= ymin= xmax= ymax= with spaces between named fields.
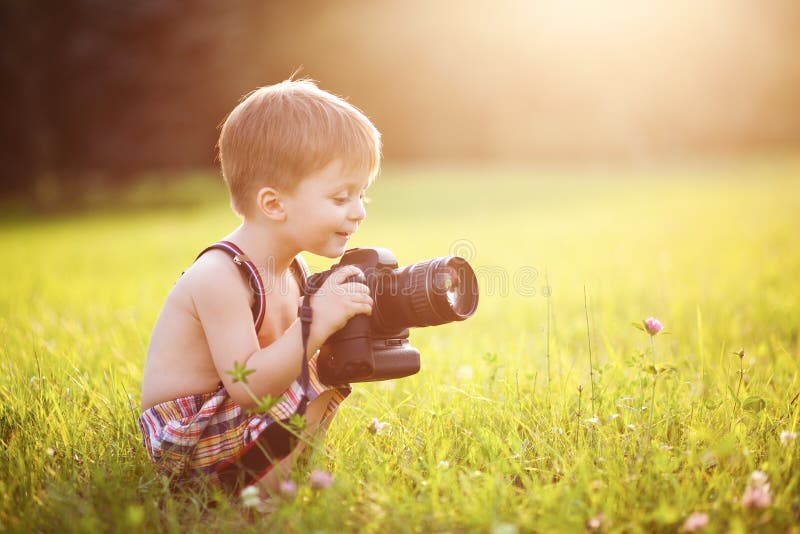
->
xmin=306 ymin=248 xmax=479 ymax=385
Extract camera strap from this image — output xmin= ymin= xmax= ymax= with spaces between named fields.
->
xmin=296 ymin=294 xmax=314 ymax=415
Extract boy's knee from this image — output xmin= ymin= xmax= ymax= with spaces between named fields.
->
xmin=303 ymin=389 xmax=339 ymax=432
xmin=307 ymin=389 xmax=335 ymax=418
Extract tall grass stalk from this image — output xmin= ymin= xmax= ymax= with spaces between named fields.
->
xmin=545 ymin=270 xmax=552 ymax=411
xmin=648 ymin=336 xmax=657 ymax=440
xmin=584 ymin=286 xmax=596 ymax=416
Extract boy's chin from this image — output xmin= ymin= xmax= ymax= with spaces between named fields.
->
xmin=312 ymin=245 xmax=348 ymax=259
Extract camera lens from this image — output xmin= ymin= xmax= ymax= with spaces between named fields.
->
xmin=374 ymin=256 xmax=478 ymax=331
xmin=424 ymin=256 xmax=479 ymax=322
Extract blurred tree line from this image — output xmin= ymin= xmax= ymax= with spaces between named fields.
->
xmin=1 ymin=0 xmax=799 ymax=206
xmin=0 ymin=0 xmax=281 ymax=205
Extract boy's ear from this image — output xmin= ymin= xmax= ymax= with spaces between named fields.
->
xmin=255 ymin=186 xmax=287 ymax=221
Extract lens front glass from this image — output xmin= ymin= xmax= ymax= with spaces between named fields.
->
xmin=433 ymin=265 xmax=459 ymax=307
xmin=430 ymin=258 xmax=478 ymax=320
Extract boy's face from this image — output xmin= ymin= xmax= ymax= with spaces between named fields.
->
xmin=282 ymin=159 xmax=370 ymax=258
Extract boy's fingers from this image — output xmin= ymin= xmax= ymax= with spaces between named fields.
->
xmin=315 ymin=282 xmax=369 ymax=298
xmin=330 ymin=265 xmax=364 ymax=284
xmin=341 ymin=293 xmax=372 ymax=308
xmin=353 ymin=302 xmax=373 ymax=316
xmin=339 ymin=282 xmax=370 ymax=295
xmin=352 ymin=293 xmax=373 ymax=306
xmin=345 ymin=292 xmax=372 ymax=306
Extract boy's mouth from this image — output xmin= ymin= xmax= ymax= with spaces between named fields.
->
xmin=335 ymin=232 xmax=351 ymax=239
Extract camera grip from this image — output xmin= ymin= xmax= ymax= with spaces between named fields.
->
xmin=317 ymin=314 xmax=374 ymax=384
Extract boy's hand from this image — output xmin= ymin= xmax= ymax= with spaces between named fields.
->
xmin=309 ymin=265 xmax=372 ymax=342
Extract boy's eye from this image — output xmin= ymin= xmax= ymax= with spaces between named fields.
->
xmin=333 ymin=193 xmax=370 ymax=205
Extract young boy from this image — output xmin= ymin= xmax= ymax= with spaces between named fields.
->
xmin=139 ymin=79 xmax=380 ymax=495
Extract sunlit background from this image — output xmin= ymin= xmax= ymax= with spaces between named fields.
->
xmin=2 ymin=4 xmax=800 ymax=530
xmin=1 ymin=0 xmax=798 ymax=206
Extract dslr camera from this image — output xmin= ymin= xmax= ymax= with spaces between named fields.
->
xmin=306 ymin=248 xmax=479 ymax=385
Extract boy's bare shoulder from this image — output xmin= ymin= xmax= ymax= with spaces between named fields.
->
xmin=180 ymin=249 xmax=253 ymax=314
xmin=183 ymin=248 xmax=241 ymax=281
xmin=141 ymin=249 xmax=255 ymax=410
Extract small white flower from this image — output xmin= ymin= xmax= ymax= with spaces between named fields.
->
xmin=240 ymin=485 xmax=259 ymax=498
xmin=585 ymin=416 xmax=601 ymax=426
xmin=456 ymin=365 xmax=474 ymax=382
xmin=780 ymin=431 xmax=798 ymax=446
xmin=490 ymin=522 xmax=518 ymax=534
xmin=437 ymin=460 xmax=450 ymax=470
xmin=587 ymin=513 xmax=605 ymax=531
xmin=748 ymin=470 xmax=768 ymax=488
xmin=368 ymin=418 xmax=388 ymax=435
xmin=46 ymin=447 xmax=55 ymax=457
xmin=240 ymin=485 xmax=261 ymax=508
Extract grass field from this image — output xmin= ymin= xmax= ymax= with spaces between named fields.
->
xmin=1 ymin=159 xmax=799 ymax=533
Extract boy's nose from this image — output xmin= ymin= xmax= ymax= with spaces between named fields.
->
xmin=349 ymin=199 xmax=366 ymax=222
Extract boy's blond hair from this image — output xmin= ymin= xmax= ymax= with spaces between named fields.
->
xmin=218 ymin=79 xmax=382 ymax=217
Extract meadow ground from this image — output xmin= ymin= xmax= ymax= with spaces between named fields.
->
xmin=1 ymin=158 xmax=799 ymax=533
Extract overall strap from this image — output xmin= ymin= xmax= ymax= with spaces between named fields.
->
xmin=194 ymin=240 xmax=308 ymax=333
xmin=195 ymin=240 xmax=267 ymax=333
xmin=292 ymin=254 xmax=310 ymax=294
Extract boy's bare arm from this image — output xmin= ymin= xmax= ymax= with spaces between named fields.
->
xmin=189 ymin=257 xmax=372 ymax=409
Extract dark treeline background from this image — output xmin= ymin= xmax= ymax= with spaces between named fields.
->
xmin=1 ymin=0 xmax=799 ymax=204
